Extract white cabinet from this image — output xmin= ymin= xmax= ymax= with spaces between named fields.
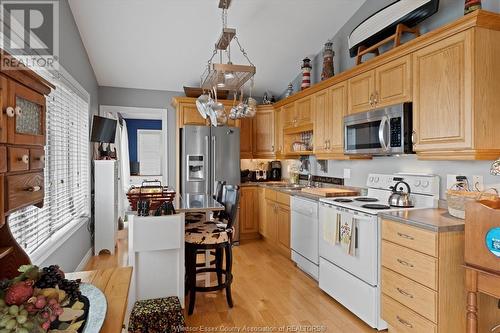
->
xmin=94 ymin=160 xmax=118 ymax=255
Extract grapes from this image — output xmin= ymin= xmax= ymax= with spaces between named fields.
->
xmin=7 ymin=305 xmax=18 ymax=316
xmin=36 ymin=265 xmax=82 ymax=301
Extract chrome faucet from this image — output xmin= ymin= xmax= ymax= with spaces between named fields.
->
xmin=307 ymin=173 xmax=314 ymax=188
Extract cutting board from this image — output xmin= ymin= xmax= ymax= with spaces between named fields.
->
xmin=301 ymin=187 xmax=359 ymax=197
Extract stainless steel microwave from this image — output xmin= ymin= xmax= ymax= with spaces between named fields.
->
xmin=344 ymin=103 xmax=413 ymax=156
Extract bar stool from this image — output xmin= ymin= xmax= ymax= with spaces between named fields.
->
xmin=184 ymin=185 xmax=240 ymax=315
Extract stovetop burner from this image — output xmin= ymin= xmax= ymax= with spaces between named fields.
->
xmin=355 ymin=197 xmax=379 ymax=202
xmin=361 ymin=204 xmax=391 ymax=210
xmin=333 ymin=198 xmax=353 ymax=203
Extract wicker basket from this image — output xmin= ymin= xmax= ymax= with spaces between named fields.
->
xmin=446 ymin=189 xmax=498 ymax=219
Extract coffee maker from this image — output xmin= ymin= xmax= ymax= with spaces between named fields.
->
xmin=269 ymin=161 xmax=282 ymax=181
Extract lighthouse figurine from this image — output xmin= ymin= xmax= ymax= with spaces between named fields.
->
xmin=321 ymin=42 xmax=335 ymax=81
xmin=301 ymin=57 xmax=312 ymax=90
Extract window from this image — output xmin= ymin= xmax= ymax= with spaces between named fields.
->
xmin=8 ymin=70 xmax=90 ymax=257
xmin=137 ymin=129 xmax=162 ymax=175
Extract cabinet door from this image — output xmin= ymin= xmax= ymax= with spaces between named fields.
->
xmin=253 ymin=108 xmax=275 ymax=157
xmin=7 ymin=81 xmax=46 ymax=146
xmin=296 ymin=96 xmax=312 ymax=125
xmin=258 ymin=187 xmax=266 ymax=235
xmin=274 ymin=108 xmax=283 ymax=157
xmin=264 ymin=200 xmax=277 ymax=241
xmin=375 ymin=55 xmax=412 ymax=108
xmin=240 ymin=187 xmax=259 ymax=234
xmin=181 ymin=104 xmax=207 ymax=126
xmin=347 ymin=70 xmax=375 ymax=114
xmin=313 ymin=89 xmax=329 ymax=154
xmin=0 ymin=76 xmax=7 ymax=143
xmin=0 ymin=174 xmax=4 ymax=228
xmin=328 ymin=82 xmax=348 ymax=153
xmin=240 ymin=118 xmax=253 ymax=159
xmin=282 ymin=103 xmax=296 ymax=129
xmin=412 ymin=31 xmax=472 ymax=151
xmin=277 ymin=204 xmax=290 ymax=255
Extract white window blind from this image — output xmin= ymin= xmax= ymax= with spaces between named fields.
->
xmin=8 ymin=72 xmax=90 ymax=255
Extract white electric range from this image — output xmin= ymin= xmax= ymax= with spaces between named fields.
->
xmin=318 ymin=173 xmax=440 ymax=330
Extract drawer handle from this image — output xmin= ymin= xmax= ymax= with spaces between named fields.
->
xmin=397 ymin=316 xmax=413 ymax=328
xmin=5 ymin=106 xmax=15 ymax=117
xmin=397 ymin=232 xmax=414 ymax=240
xmin=397 ymin=258 xmax=414 ymax=268
xmin=18 ymin=154 xmax=29 ymax=164
xmin=397 ymin=287 xmax=414 ymax=298
xmin=37 ymin=155 xmax=46 ymax=163
xmin=25 ymin=186 xmax=42 ymax=192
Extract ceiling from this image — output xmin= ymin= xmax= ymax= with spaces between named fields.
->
xmin=68 ymin=0 xmax=365 ymax=96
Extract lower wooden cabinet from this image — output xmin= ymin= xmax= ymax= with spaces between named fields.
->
xmin=381 ymin=218 xmax=465 ymax=333
xmin=239 ymin=186 xmax=260 ymax=240
xmin=261 ymin=188 xmax=291 ymax=259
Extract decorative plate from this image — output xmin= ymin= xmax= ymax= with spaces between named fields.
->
xmin=80 ymin=283 xmax=107 ymax=333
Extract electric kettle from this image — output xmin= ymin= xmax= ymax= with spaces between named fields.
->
xmin=388 ymin=181 xmax=415 ymax=208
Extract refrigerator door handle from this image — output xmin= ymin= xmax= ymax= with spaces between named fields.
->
xmin=212 ymin=135 xmax=216 ymax=195
xmin=205 ymin=135 xmax=210 ymax=194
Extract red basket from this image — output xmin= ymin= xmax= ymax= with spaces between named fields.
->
xmin=127 ymin=180 xmax=176 ymax=211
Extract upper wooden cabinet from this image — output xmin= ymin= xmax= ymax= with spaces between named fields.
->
xmin=282 ymin=102 xmax=296 ymax=129
xmin=281 ymin=97 xmax=312 ymax=130
xmin=348 ymin=55 xmax=412 ymax=114
xmin=7 ymin=81 xmax=46 ymax=146
xmin=252 ymin=105 xmax=275 ymax=158
xmin=177 ymin=103 xmax=207 ymax=127
xmin=274 ymin=107 xmax=284 ymax=158
xmin=313 ymin=89 xmax=329 ymax=155
xmin=240 ymin=118 xmax=253 ymax=159
xmin=348 ymin=70 xmax=375 ymax=114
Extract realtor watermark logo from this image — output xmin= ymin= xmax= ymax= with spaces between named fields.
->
xmin=0 ymin=0 xmax=59 ymax=70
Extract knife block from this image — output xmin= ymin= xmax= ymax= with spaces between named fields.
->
xmin=465 ymin=198 xmax=500 ymax=273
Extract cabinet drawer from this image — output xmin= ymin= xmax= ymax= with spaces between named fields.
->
xmin=6 ymin=172 xmax=44 ymax=212
xmin=0 ymin=146 xmax=6 ymax=173
xmin=382 ymin=241 xmax=438 ymax=290
xmin=382 ymin=295 xmax=437 ymax=333
xmin=382 ymin=268 xmax=437 ymax=323
xmin=382 ymin=219 xmax=437 ymax=257
xmin=30 ymin=149 xmax=45 ymax=170
xmin=276 ymin=191 xmax=289 ymax=206
xmin=8 ymin=147 xmax=29 ymax=172
xmin=265 ymin=189 xmax=277 ymax=202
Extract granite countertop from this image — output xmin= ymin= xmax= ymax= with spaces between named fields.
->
xmin=380 ymin=208 xmax=465 ymax=232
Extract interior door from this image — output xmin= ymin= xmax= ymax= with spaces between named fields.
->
xmin=7 ymin=81 xmax=46 ymax=146
xmin=212 ymin=126 xmax=240 ymax=193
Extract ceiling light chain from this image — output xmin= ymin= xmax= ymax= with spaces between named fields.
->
xmin=233 ymin=36 xmax=254 ymax=67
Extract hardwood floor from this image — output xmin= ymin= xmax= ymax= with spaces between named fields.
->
xmin=85 ymin=229 xmax=377 ymax=332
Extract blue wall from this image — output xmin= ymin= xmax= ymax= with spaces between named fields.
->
xmin=124 ymin=119 xmax=162 ymax=162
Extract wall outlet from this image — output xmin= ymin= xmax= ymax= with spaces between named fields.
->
xmin=472 ymin=175 xmax=484 ymax=191
xmin=343 ymin=168 xmax=351 ymax=179
xmin=447 ymin=174 xmax=468 ymax=189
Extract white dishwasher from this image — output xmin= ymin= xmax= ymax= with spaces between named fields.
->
xmin=291 ymin=196 xmax=319 ymax=280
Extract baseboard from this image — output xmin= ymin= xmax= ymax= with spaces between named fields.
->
xmin=75 ymin=248 xmax=93 ymax=271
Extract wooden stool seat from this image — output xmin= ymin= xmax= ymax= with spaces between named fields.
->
xmin=128 ymin=297 xmax=185 ymax=333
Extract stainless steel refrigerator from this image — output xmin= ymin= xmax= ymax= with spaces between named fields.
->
xmin=180 ymin=125 xmax=241 ymax=242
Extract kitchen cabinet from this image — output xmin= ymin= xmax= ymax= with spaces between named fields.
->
xmin=240 ymin=118 xmax=253 ymax=159
xmin=274 ymin=107 xmax=284 ymax=158
xmin=239 ymin=186 xmax=260 ymax=240
xmin=258 ymin=187 xmax=266 ymax=236
xmin=252 ymin=105 xmax=275 ymax=158
xmin=7 ymin=80 xmax=46 ymax=146
xmin=0 ymin=76 xmax=7 ymax=143
xmin=381 ymin=218 xmax=465 ymax=333
xmin=261 ymin=189 xmax=290 ymax=259
xmin=313 ymin=83 xmax=348 ymax=158
xmin=412 ymin=31 xmax=472 ymax=154
xmin=282 ymin=98 xmax=312 ymax=130
xmin=348 ymin=56 xmax=411 ymax=114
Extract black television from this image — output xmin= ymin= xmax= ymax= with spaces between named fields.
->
xmin=90 ymin=115 xmax=117 ymax=143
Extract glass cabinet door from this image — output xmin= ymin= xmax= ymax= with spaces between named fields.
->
xmin=7 ymin=81 xmax=46 ymax=146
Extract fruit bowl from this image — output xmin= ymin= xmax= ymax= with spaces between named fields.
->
xmin=0 ymin=265 xmax=93 ymax=333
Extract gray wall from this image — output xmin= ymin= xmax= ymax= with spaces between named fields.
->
xmin=40 ymin=0 xmax=99 ymax=271
xmin=281 ymin=0 xmax=500 ymax=98
xmin=99 ymin=86 xmax=183 ymax=188
xmin=279 ymin=0 xmax=500 ymax=199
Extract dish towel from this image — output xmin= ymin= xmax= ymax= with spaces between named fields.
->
xmin=340 ymin=218 xmax=356 ymax=256
xmin=323 ymin=214 xmax=340 ymax=245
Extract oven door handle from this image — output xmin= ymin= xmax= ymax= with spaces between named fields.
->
xmin=378 ymin=116 xmax=390 ymax=152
